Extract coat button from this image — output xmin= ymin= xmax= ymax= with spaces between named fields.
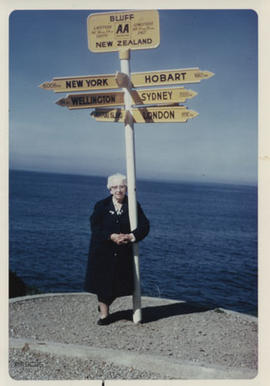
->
xmin=116 ymin=220 xmax=119 ymax=224
xmin=114 ymin=252 xmax=117 ymax=256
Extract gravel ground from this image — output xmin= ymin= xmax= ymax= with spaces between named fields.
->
xmin=9 ymin=293 xmax=258 ymax=380
xmin=9 ymin=348 xmax=162 ymax=380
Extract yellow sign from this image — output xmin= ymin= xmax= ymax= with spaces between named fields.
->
xmin=91 ymin=106 xmax=198 ymax=123
xmin=56 ymin=91 xmax=124 ymax=109
xmin=40 ymin=67 xmax=213 ymax=93
xmin=91 ymin=108 xmax=124 ymax=122
xmin=39 ymin=74 xmax=119 ymax=93
xmin=131 ymin=68 xmax=214 ymax=87
xmin=131 ymin=87 xmax=197 ymax=105
xmin=87 ymin=10 xmax=160 ymax=52
xmin=56 ymin=87 xmax=197 ymax=110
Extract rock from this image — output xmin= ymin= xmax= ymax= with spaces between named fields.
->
xmin=9 ymin=270 xmax=27 ymax=298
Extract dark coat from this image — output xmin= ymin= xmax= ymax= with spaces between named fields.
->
xmin=84 ymin=195 xmax=150 ymax=300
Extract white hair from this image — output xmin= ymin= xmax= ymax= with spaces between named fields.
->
xmin=107 ymin=173 xmax=127 ymax=189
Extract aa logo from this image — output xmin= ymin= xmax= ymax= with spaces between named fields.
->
xmin=116 ymin=23 xmax=130 ymax=34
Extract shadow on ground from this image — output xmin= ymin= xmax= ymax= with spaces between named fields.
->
xmin=109 ymin=302 xmax=213 ymax=324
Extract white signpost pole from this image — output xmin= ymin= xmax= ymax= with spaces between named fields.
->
xmin=118 ymin=49 xmax=141 ymax=324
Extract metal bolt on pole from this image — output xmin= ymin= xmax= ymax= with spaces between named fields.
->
xmin=118 ymin=49 xmax=142 ymax=324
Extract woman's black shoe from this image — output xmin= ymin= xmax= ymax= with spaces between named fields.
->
xmin=97 ymin=316 xmax=111 ymax=326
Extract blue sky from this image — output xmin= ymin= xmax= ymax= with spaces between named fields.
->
xmin=9 ymin=9 xmax=258 ymax=185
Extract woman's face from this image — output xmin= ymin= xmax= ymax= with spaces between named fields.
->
xmin=110 ymin=180 xmax=127 ymax=202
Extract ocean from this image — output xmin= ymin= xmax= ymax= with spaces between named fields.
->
xmin=9 ymin=170 xmax=258 ymax=316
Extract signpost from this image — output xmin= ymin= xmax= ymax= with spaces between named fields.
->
xmin=87 ymin=9 xmax=160 ymax=325
xmin=91 ymin=106 xmax=198 ymax=123
xmin=87 ymin=10 xmax=160 ymax=52
xmin=40 ymin=9 xmax=214 ymax=325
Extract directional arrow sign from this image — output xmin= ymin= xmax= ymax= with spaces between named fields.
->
xmin=131 ymin=68 xmax=214 ymax=87
xmin=87 ymin=10 xmax=160 ymax=52
xmin=56 ymin=87 xmax=197 ymax=110
xmin=91 ymin=106 xmax=198 ymax=123
xmin=131 ymin=87 xmax=197 ymax=105
xmin=91 ymin=108 xmax=124 ymax=122
xmin=39 ymin=74 xmax=119 ymax=93
xmin=39 ymin=68 xmax=214 ymax=93
xmin=56 ymin=91 xmax=124 ymax=109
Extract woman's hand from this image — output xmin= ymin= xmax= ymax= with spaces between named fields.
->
xmin=110 ymin=233 xmax=125 ymax=245
xmin=110 ymin=233 xmax=134 ymax=245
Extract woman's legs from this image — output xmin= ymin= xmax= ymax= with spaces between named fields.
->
xmin=98 ymin=301 xmax=109 ymax=319
xmin=97 ymin=295 xmax=116 ymax=320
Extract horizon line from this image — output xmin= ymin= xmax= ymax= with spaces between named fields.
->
xmin=9 ymin=168 xmax=258 ymax=188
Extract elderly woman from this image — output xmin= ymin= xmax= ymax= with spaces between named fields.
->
xmin=84 ymin=173 xmax=150 ymax=325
